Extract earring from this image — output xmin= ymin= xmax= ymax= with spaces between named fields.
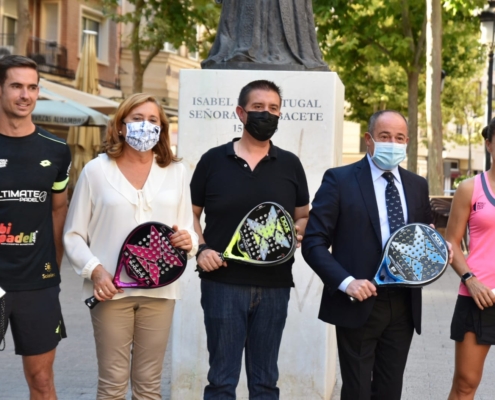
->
xmin=118 ymin=131 xmax=122 ymax=136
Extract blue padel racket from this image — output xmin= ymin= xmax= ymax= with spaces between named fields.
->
xmin=220 ymin=202 xmax=297 ymax=266
xmin=350 ymin=223 xmax=448 ymax=302
xmin=85 ymin=222 xmax=187 ymax=309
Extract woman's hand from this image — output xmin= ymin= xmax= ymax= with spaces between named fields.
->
xmin=170 ymin=225 xmax=193 ymax=252
xmin=465 ymin=277 xmax=495 ymax=310
xmin=91 ymin=265 xmax=123 ymax=302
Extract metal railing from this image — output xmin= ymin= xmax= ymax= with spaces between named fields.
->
xmin=27 ymin=37 xmax=75 ymax=79
xmin=0 ymin=35 xmax=120 ymax=88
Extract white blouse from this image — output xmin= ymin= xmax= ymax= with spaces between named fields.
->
xmin=63 ymin=153 xmax=198 ymax=300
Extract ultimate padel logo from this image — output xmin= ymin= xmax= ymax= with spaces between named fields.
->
xmin=0 ymin=222 xmax=37 ymax=245
xmin=0 ymin=190 xmax=47 ymax=203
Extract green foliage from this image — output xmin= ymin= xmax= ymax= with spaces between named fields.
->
xmin=101 ymin=0 xmax=220 ymax=62
xmin=314 ymin=0 xmax=485 ymax=129
xmin=453 ymin=174 xmax=471 ymax=188
xmin=442 ymin=76 xmax=485 ymax=146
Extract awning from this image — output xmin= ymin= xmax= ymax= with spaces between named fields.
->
xmin=38 ymin=78 xmax=119 ymax=114
xmin=33 ymin=88 xmax=110 ymax=127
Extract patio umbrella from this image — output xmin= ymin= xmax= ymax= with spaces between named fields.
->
xmin=67 ymin=30 xmax=102 ymax=184
xmin=33 ymin=96 xmax=110 ymax=127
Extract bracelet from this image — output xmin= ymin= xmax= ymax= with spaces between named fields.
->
xmin=196 ymin=243 xmax=211 ymax=259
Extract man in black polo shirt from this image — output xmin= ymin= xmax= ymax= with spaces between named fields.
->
xmin=191 ymin=80 xmax=309 ymax=399
xmin=0 ymin=55 xmax=71 ymax=399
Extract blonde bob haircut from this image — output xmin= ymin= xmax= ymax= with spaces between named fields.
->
xmin=103 ymin=93 xmax=179 ymax=167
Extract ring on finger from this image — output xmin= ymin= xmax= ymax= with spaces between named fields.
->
xmin=98 ymin=289 xmax=103 ymax=293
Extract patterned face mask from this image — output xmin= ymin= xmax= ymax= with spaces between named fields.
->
xmin=125 ymin=121 xmax=161 ymax=152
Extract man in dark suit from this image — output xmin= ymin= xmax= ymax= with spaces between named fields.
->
xmin=302 ymin=110 xmax=449 ymax=400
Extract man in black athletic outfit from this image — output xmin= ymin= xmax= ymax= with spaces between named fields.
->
xmin=0 ymin=55 xmax=71 ymax=399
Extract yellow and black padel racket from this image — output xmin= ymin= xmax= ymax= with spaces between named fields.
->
xmin=220 ymin=202 xmax=297 ymax=266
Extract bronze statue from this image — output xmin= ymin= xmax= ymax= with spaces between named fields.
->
xmin=202 ymin=0 xmax=329 ymax=71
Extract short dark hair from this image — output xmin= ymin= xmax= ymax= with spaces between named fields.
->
xmin=238 ymin=80 xmax=282 ymax=108
xmin=482 ymin=121 xmax=495 ymax=142
xmin=0 ymin=55 xmax=39 ymax=87
xmin=367 ymin=110 xmax=408 ymax=136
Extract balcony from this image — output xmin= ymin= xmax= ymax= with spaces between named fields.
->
xmin=27 ymin=37 xmax=75 ymax=79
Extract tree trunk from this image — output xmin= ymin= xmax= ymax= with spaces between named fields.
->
xmin=407 ymin=70 xmax=419 ymax=173
xmin=426 ymin=0 xmax=443 ymax=196
xmin=14 ymin=0 xmax=31 ymax=56
xmin=131 ymin=0 xmax=144 ymax=93
xmin=132 ymin=61 xmax=144 ymax=93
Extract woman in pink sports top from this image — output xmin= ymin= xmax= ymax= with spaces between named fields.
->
xmin=446 ymin=122 xmax=495 ymax=400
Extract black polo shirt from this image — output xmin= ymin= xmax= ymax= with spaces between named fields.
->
xmin=190 ymin=138 xmax=309 ymax=287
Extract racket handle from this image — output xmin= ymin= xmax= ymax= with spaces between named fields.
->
xmin=84 ymin=296 xmax=100 ymax=309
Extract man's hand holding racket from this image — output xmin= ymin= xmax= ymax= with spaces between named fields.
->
xmin=197 ymin=248 xmax=227 ymax=272
xmin=345 ymin=279 xmax=377 ymax=302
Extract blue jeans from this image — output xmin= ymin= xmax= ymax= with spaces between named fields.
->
xmin=201 ymin=279 xmax=291 ymax=400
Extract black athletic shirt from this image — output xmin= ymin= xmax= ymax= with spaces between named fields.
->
xmin=0 ymin=126 xmax=71 ymax=291
xmin=190 ymin=139 xmax=309 ymax=288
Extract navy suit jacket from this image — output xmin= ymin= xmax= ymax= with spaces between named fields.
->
xmin=302 ymin=157 xmax=432 ymax=334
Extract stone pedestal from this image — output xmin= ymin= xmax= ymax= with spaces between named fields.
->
xmin=172 ymin=69 xmax=344 ymax=399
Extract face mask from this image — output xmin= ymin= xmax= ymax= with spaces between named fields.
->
xmin=243 ymin=110 xmax=279 ymax=141
xmin=371 ymin=138 xmax=407 ymax=170
xmin=125 ymin=121 xmax=161 ymax=152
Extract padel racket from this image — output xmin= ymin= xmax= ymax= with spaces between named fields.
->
xmin=350 ymin=223 xmax=448 ymax=302
xmin=220 ymin=202 xmax=297 ymax=266
xmin=85 ymin=222 xmax=187 ymax=309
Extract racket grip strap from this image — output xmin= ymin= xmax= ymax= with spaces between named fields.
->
xmin=85 ymin=296 xmax=100 ymax=309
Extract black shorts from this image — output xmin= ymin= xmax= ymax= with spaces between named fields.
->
xmin=0 ymin=285 xmax=67 ymax=355
xmin=451 ymin=294 xmax=495 ymax=345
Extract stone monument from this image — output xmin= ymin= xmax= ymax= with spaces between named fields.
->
xmin=172 ymin=2 xmax=344 ymax=399
xmin=202 ymin=0 xmax=329 ymax=71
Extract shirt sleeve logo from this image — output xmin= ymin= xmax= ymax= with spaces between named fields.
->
xmin=40 ymin=160 xmax=52 ymax=167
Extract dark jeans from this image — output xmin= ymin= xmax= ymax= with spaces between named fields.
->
xmin=201 ymin=279 xmax=291 ymax=400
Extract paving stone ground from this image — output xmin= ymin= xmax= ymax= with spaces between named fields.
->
xmin=2 ymin=260 xmax=495 ymax=399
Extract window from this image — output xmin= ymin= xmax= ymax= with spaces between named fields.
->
xmin=456 ymin=124 xmax=463 ymax=135
xmin=2 ymin=16 xmax=16 ymax=46
xmin=81 ymin=16 xmax=100 ymax=57
xmin=80 ymin=7 xmax=109 ymax=63
xmin=164 ymin=42 xmax=178 ymax=54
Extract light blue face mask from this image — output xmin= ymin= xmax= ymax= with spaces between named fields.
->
xmin=370 ymin=138 xmax=407 ymax=171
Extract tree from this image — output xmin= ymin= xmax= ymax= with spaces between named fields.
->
xmin=14 ymin=0 xmax=31 ymax=56
xmin=426 ymin=0 xmax=443 ymax=195
xmin=102 ymin=0 xmax=220 ymax=93
xmin=314 ymin=0 xmax=485 ymax=173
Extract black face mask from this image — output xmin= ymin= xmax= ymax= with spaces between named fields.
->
xmin=243 ymin=110 xmax=279 ymax=141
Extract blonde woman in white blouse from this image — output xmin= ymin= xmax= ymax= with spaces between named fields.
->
xmin=64 ymin=93 xmax=198 ymax=399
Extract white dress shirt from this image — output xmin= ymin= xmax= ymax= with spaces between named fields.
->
xmin=338 ymin=154 xmax=408 ymax=292
xmin=64 ymin=153 xmax=198 ymax=300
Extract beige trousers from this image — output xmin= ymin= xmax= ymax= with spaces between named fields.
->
xmin=90 ymin=296 xmax=175 ymax=400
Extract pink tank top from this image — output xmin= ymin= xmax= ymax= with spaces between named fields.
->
xmin=459 ymin=172 xmax=495 ymax=296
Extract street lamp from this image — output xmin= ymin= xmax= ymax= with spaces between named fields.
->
xmin=479 ymin=1 xmax=495 ymax=170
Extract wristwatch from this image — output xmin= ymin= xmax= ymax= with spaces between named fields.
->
xmin=461 ymin=272 xmax=476 ymax=284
